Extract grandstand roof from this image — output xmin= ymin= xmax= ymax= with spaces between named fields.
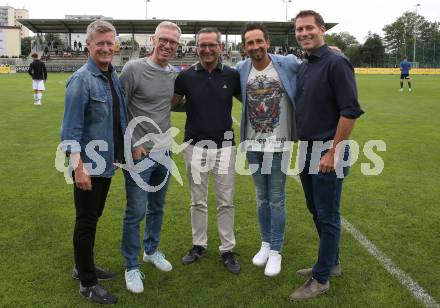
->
xmin=18 ymin=19 xmax=337 ymax=36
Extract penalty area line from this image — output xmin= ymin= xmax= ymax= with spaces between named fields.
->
xmin=232 ymin=116 xmax=437 ymax=306
xmin=289 ymin=174 xmax=439 ymax=308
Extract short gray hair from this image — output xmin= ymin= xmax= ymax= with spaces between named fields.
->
xmin=196 ymin=27 xmax=222 ymax=44
xmin=86 ymin=20 xmax=116 ymax=43
xmin=154 ymin=21 xmax=182 ymax=36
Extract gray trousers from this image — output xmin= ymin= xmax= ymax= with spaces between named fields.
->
xmin=183 ymin=144 xmax=236 ymax=252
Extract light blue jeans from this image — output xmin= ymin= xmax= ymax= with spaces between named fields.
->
xmin=247 ymin=151 xmax=287 ymax=252
xmin=121 ymin=151 xmax=171 ymax=270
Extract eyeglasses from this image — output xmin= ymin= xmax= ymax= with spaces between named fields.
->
xmin=197 ymin=43 xmax=219 ymax=50
xmin=158 ymin=38 xmax=179 ymax=48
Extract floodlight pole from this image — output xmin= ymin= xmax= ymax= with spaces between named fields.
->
xmin=413 ymin=3 xmax=420 ymax=64
xmin=282 ymin=0 xmax=292 ymax=22
xmin=145 ymin=0 xmax=151 ymax=19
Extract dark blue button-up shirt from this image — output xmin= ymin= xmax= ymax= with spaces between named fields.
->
xmin=295 ymin=44 xmax=364 ymax=141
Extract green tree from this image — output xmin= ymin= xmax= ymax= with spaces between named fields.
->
xmin=21 ymin=37 xmax=32 ymax=56
xmin=43 ymin=33 xmax=62 ymax=46
xmin=345 ymin=45 xmax=362 ymax=66
xmin=383 ymin=12 xmax=432 ymax=60
xmin=360 ymin=32 xmax=386 ymax=66
xmin=119 ymin=38 xmax=139 ymax=50
xmin=325 ymin=31 xmax=359 ymax=51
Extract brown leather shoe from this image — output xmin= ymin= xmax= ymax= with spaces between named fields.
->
xmin=289 ymin=277 xmax=330 ymax=301
xmin=296 ymin=263 xmax=341 ymax=277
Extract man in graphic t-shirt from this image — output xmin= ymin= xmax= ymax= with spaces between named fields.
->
xmin=235 ymin=22 xmax=301 ymax=277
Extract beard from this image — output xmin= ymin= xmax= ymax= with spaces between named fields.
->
xmin=250 ymin=49 xmax=265 ymax=61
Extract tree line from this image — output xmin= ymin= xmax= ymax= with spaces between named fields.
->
xmin=274 ymin=12 xmax=439 ymax=67
xmin=328 ymin=12 xmax=440 ymax=67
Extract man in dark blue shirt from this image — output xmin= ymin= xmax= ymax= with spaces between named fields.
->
xmin=289 ymin=10 xmax=364 ymax=301
xmin=399 ymin=56 xmax=412 ymax=92
xmin=172 ymin=27 xmax=242 ymax=275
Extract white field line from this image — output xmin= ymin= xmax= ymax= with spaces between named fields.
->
xmin=341 ymin=218 xmax=439 ymax=308
xmin=234 ymin=117 xmax=437 ymax=306
xmin=289 ymin=174 xmax=439 ymax=308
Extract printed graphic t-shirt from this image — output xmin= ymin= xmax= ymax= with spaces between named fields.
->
xmin=245 ymin=62 xmax=291 ymax=152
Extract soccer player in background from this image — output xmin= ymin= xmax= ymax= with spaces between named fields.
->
xmin=399 ymin=56 xmax=412 ymax=92
xmin=28 ymin=53 xmax=47 ymax=106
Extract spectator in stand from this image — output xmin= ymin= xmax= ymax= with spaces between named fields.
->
xmin=43 ymin=46 xmax=49 ymax=59
xmin=74 ymin=40 xmax=78 ymax=51
xmin=28 ymin=53 xmax=47 ymax=106
xmin=78 ymin=42 xmax=83 ymax=51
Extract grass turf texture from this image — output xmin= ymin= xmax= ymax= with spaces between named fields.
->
xmin=0 ymin=73 xmax=439 ymax=307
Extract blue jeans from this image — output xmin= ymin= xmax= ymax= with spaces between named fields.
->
xmin=122 ymin=151 xmax=171 ymax=270
xmin=299 ymin=143 xmax=349 ymax=283
xmin=247 ymin=151 xmax=287 ymax=252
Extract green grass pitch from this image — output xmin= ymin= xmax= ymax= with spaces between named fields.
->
xmin=0 ymin=73 xmax=439 ymax=307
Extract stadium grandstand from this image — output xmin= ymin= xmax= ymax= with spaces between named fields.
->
xmin=9 ymin=18 xmax=336 ymax=72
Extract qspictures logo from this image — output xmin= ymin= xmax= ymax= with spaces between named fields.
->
xmin=55 ymin=116 xmax=386 ymax=192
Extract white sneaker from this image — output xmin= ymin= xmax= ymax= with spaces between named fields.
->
xmin=264 ymin=250 xmax=282 ymax=277
xmin=409 ymin=88 xmax=412 ymax=92
xmin=399 ymin=88 xmax=403 ymax=92
xmin=125 ymin=269 xmax=145 ymax=293
xmin=143 ymin=250 xmax=172 ymax=272
xmin=252 ymin=242 xmax=270 ymax=267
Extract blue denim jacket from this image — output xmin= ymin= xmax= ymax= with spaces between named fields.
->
xmin=61 ymin=58 xmax=129 ymax=177
xmin=235 ymin=53 xmax=301 ymax=146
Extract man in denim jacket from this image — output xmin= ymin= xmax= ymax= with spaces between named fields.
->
xmin=60 ymin=20 xmax=128 ymax=305
xmin=235 ymin=22 xmax=301 ymax=277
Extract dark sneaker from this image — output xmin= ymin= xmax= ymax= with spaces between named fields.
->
xmin=182 ymin=245 xmax=206 ymax=265
xmin=221 ymin=251 xmax=240 ymax=274
xmin=72 ymin=265 xmax=115 ymax=280
xmin=79 ymin=283 xmax=117 ymax=305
